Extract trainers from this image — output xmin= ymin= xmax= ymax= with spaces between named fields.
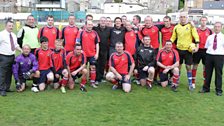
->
xmin=171 ymin=85 xmax=178 ymax=92
xmin=95 ymin=81 xmax=100 ymax=85
xmin=80 ymin=86 xmax=87 ymax=92
xmin=133 ymin=79 xmax=140 ymax=85
xmin=188 ymin=85 xmax=194 ymax=91
xmin=112 ymin=85 xmax=118 ymax=90
xmin=90 ymin=83 xmax=98 ymax=88
xmin=101 ymin=79 xmax=107 ymax=83
xmin=31 ymin=87 xmax=39 ymax=93
xmin=146 ymin=84 xmax=152 ymax=90
xmin=192 ymin=84 xmax=196 ymax=89
xmin=199 ymin=89 xmax=210 ymax=93
xmin=60 ymin=86 xmax=66 ymax=93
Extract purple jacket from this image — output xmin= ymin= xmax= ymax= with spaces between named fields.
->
xmin=13 ymin=53 xmax=38 ymax=81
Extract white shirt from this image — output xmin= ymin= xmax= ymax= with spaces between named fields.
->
xmin=205 ymin=32 xmax=224 ymax=55
xmin=0 ymin=29 xmax=19 ymax=55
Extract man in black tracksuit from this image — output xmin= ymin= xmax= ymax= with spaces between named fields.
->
xmin=109 ymin=17 xmax=126 ymax=57
xmin=136 ymin=35 xmax=156 ymax=90
xmin=93 ymin=17 xmax=111 ymax=84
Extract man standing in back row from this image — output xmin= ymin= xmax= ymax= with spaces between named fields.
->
xmin=199 ymin=22 xmax=224 ymax=96
xmin=170 ymin=12 xmax=199 ymax=91
xmin=17 ymin=15 xmax=40 ymax=54
xmin=192 ymin=16 xmax=212 ymax=89
xmin=38 ymin=15 xmax=60 ymax=49
xmin=0 ymin=19 xmax=23 ymax=96
xmin=93 ymin=17 xmax=111 ymax=84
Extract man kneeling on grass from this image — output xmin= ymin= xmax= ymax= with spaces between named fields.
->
xmin=66 ymin=43 xmax=88 ymax=92
xmin=34 ymin=36 xmax=54 ymax=92
xmin=106 ymin=42 xmax=135 ymax=93
xmin=13 ymin=44 xmax=40 ymax=92
xmin=51 ymin=39 xmax=69 ymax=93
xmin=156 ymin=40 xmax=180 ymax=91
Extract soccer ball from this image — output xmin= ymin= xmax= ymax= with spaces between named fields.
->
xmin=188 ymin=43 xmax=196 ymax=53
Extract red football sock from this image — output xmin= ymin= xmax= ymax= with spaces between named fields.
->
xmin=111 ymin=79 xmax=118 ymax=85
xmin=80 ymin=77 xmax=87 ymax=87
xmin=90 ymin=70 xmax=96 ymax=82
xmin=61 ymin=77 xmax=68 ymax=86
xmin=192 ymin=69 xmax=197 ymax=84
xmin=172 ymin=74 xmax=179 ymax=85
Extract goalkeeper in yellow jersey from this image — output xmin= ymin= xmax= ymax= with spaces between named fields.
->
xmin=170 ymin=12 xmax=199 ymax=91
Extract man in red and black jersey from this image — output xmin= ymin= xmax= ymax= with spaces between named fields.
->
xmin=124 ymin=21 xmax=140 ymax=56
xmin=125 ymin=21 xmax=141 ymax=85
xmin=139 ymin=16 xmax=161 ymax=85
xmin=139 ymin=16 xmax=160 ymax=53
xmin=66 ymin=43 xmax=88 ymax=92
xmin=160 ymin=16 xmax=176 ymax=48
xmin=132 ymin=15 xmax=141 ymax=34
xmin=106 ymin=42 xmax=135 ymax=93
xmin=51 ymin=39 xmax=69 ymax=93
xmin=157 ymin=40 xmax=180 ymax=91
xmin=38 ymin=15 xmax=60 ymax=49
xmin=192 ymin=16 xmax=213 ymax=88
xmin=34 ymin=36 xmax=54 ymax=92
xmin=61 ymin=15 xmax=79 ymax=54
xmin=136 ymin=36 xmax=156 ymax=89
xmin=76 ymin=20 xmax=100 ymax=88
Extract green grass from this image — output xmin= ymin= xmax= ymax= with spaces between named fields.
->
xmin=0 ymin=24 xmax=224 ymax=126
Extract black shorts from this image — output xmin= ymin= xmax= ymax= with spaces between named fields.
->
xmin=39 ymin=69 xmax=52 ymax=84
xmin=18 ymin=75 xmax=28 ymax=84
xmin=138 ymin=68 xmax=149 ymax=80
xmin=193 ymin=49 xmax=206 ymax=65
xmin=53 ymin=68 xmax=64 ymax=83
xmin=119 ymin=74 xmax=131 ymax=84
xmin=87 ymin=56 xmax=97 ymax=65
xmin=177 ymin=49 xmax=193 ymax=65
xmin=71 ymin=73 xmax=82 ymax=80
xmin=159 ymin=71 xmax=173 ymax=82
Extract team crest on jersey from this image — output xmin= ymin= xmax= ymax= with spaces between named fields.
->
xmin=114 ymin=30 xmax=121 ymax=34
xmin=186 ymin=27 xmax=189 ymax=30
xmin=20 ymin=62 xmax=24 ymax=65
xmin=151 ymin=29 xmax=155 ymax=33
xmin=130 ymin=33 xmax=134 ymax=36
xmin=169 ymin=29 xmax=173 ymax=33
xmin=52 ymin=30 xmax=56 ymax=34
xmin=206 ymin=32 xmax=209 ymax=36
xmin=122 ymin=56 xmax=125 ymax=61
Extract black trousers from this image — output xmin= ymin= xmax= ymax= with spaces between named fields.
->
xmin=96 ymin=50 xmax=108 ymax=81
xmin=0 ymin=54 xmax=15 ymax=91
xmin=203 ymin=54 xmax=224 ymax=93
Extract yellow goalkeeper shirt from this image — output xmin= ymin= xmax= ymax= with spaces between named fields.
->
xmin=170 ymin=23 xmax=199 ymax=50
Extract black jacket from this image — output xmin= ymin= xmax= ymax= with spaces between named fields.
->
xmin=93 ymin=25 xmax=111 ymax=52
xmin=136 ymin=45 xmax=156 ymax=69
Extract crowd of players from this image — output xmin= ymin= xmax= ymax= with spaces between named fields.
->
xmin=0 ymin=11 xmax=223 ymax=96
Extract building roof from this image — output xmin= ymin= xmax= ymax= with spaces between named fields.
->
xmin=203 ymin=1 xmax=224 ymax=9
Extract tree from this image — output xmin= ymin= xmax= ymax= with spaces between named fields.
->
xmin=179 ymin=0 xmax=184 ymax=9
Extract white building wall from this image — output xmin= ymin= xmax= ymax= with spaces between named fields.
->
xmin=104 ymin=3 xmax=146 ymax=13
